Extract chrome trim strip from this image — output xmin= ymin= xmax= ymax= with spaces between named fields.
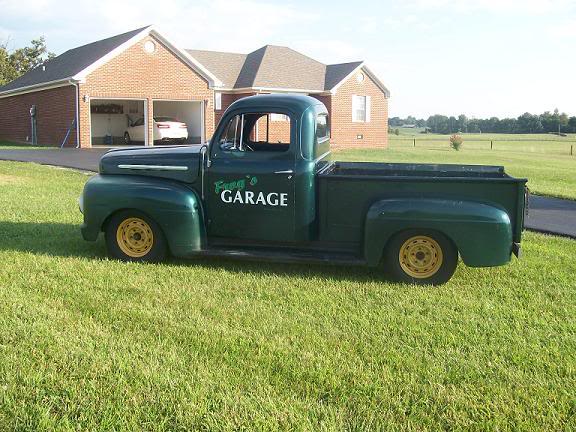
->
xmin=117 ymin=164 xmax=189 ymax=171
xmin=314 ymin=150 xmax=331 ymax=164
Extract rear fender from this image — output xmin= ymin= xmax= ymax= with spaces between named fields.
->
xmin=364 ymin=198 xmax=513 ymax=267
xmin=81 ymin=175 xmax=204 ymax=257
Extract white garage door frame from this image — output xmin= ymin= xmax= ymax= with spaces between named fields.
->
xmin=88 ymin=97 xmax=149 ymax=147
xmin=151 ymin=98 xmax=205 ymax=145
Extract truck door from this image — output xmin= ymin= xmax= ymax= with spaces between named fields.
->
xmin=204 ymin=111 xmax=296 ymax=243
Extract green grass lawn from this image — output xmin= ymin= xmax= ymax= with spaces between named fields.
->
xmin=338 ymin=144 xmax=576 ymax=200
xmin=0 ymin=160 xmax=575 ymax=430
xmin=0 ymin=140 xmax=46 ymax=149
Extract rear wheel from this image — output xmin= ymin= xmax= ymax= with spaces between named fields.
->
xmin=384 ymin=230 xmax=458 ymax=285
xmin=124 ymin=132 xmax=131 ymax=145
xmin=105 ymin=211 xmax=167 ymax=262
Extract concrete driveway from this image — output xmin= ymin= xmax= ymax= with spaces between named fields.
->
xmin=1 ymin=147 xmax=575 ymax=239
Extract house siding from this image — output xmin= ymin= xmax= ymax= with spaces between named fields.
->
xmin=78 ymin=35 xmax=214 ymax=148
xmin=0 ymin=85 xmax=77 ymax=146
xmin=329 ymin=69 xmax=388 ymax=148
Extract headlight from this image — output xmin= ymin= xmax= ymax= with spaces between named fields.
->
xmin=78 ymin=194 xmax=84 ymax=214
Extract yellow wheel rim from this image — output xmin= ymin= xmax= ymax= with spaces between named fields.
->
xmin=116 ymin=217 xmax=154 ymax=258
xmin=399 ymin=235 xmax=443 ymax=279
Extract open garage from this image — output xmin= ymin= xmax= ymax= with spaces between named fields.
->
xmin=152 ymin=100 xmax=203 ymax=144
xmin=90 ymin=99 xmax=146 ymax=146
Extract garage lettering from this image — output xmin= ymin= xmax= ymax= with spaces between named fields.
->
xmin=221 ymin=190 xmax=288 ymax=207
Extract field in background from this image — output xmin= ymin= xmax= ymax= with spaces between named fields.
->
xmin=338 ymin=133 xmax=576 ymax=200
xmin=390 ymin=131 xmax=576 ymax=155
xmin=1 ymin=160 xmax=575 ymax=430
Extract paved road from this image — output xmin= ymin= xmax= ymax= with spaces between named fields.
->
xmin=1 ymin=148 xmax=575 ymax=239
xmin=525 ymin=195 xmax=576 ymax=239
xmin=0 ymin=148 xmax=107 ymax=172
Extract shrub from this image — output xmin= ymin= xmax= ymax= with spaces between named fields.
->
xmin=450 ymin=134 xmax=463 ymax=151
xmin=394 ymin=128 xmax=400 ymax=136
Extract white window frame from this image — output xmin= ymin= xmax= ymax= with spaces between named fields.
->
xmin=270 ymin=113 xmax=289 ymax=122
xmin=352 ymin=95 xmax=371 ymax=123
xmin=214 ymin=92 xmax=222 ymax=110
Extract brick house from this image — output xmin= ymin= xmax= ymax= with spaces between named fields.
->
xmin=0 ymin=26 xmax=389 ymax=149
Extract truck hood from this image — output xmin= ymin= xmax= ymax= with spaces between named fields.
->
xmin=99 ymin=145 xmax=203 ymax=183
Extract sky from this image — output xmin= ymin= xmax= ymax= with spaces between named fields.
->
xmin=1 ymin=0 xmax=575 ymax=118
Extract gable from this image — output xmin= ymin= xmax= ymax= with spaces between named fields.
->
xmin=83 ymin=35 xmax=212 ymax=97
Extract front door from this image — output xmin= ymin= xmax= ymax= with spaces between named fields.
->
xmin=205 ymin=111 xmax=296 ymax=243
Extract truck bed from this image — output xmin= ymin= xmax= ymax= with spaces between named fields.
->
xmin=318 ymin=161 xmax=527 ymax=245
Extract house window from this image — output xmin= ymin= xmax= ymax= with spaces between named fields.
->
xmin=215 ymin=92 xmax=222 ymax=110
xmin=352 ymin=95 xmax=371 ymax=122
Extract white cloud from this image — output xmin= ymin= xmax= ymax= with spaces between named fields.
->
xmin=550 ymin=19 xmax=576 ymax=37
xmin=0 ymin=0 xmax=314 ymax=54
xmin=407 ymin=0 xmax=575 ymax=14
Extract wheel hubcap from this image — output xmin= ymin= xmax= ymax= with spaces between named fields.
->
xmin=116 ymin=217 xmax=154 ymax=258
xmin=399 ymin=235 xmax=443 ymax=279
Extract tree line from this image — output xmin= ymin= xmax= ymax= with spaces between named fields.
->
xmin=0 ymin=37 xmax=55 ymax=86
xmin=389 ymin=109 xmax=576 ymax=135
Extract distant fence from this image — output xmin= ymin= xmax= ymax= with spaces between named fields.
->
xmin=388 ymin=137 xmax=576 ymax=156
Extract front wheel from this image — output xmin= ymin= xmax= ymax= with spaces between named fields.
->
xmin=384 ymin=230 xmax=458 ymax=285
xmin=105 ymin=211 xmax=167 ymax=262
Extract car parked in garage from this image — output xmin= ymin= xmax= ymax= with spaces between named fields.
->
xmin=124 ymin=116 xmax=188 ymax=145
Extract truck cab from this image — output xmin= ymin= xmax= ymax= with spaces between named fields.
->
xmin=81 ymin=94 xmax=527 ymax=285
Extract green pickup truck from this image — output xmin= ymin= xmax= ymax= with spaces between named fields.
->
xmin=80 ymin=94 xmax=527 ymax=284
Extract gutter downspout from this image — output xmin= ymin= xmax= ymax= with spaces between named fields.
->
xmin=71 ymin=80 xmax=80 ymax=149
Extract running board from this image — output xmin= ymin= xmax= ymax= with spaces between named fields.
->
xmin=196 ymin=248 xmax=366 ymax=266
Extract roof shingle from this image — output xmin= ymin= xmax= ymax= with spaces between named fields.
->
xmin=188 ymin=45 xmax=364 ymax=92
xmin=0 ymin=26 xmax=149 ymax=93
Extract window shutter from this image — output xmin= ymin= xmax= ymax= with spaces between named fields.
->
xmin=366 ymin=96 xmax=371 ymax=122
xmin=352 ymin=95 xmax=358 ymax=121
xmin=215 ymin=92 xmax=222 ymax=110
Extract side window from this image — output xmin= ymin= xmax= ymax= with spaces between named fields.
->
xmin=216 ymin=112 xmax=291 ymax=155
xmin=133 ymin=118 xmax=144 ymax=127
xmin=316 ymin=113 xmax=330 ymax=142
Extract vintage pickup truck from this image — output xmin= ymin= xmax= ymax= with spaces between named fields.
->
xmin=80 ymin=94 xmax=528 ymax=284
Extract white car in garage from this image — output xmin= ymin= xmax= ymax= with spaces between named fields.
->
xmin=124 ymin=116 xmax=188 ymax=145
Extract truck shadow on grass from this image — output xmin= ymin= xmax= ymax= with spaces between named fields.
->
xmin=0 ymin=221 xmax=385 ymax=283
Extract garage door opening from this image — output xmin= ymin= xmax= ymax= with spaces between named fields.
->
xmin=152 ymin=100 xmax=203 ymax=145
xmin=90 ymin=99 xmax=146 ymax=146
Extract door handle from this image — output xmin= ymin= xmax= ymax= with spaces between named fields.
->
xmin=274 ymin=170 xmax=294 ymax=174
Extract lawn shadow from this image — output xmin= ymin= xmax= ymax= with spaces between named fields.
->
xmin=0 ymin=221 xmax=105 ymax=259
xmin=0 ymin=221 xmax=386 ymax=283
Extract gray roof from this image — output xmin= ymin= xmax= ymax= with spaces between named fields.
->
xmin=187 ymin=45 xmax=364 ymax=92
xmin=1 ymin=28 xmax=388 ymax=96
xmin=0 ymin=26 xmax=149 ymax=93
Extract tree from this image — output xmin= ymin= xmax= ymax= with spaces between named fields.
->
xmin=0 ymin=37 xmax=54 ymax=85
xmin=517 ymin=112 xmax=543 ymax=133
xmin=559 ymin=112 xmax=569 ymax=133
xmin=427 ymin=115 xmax=449 ymax=134
xmin=568 ymin=116 xmax=576 ymax=133
xmin=457 ymin=114 xmax=468 ymax=133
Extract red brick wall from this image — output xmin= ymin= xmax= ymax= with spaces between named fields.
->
xmin=215 ymin=92 xmax=255 ymax=127
xmin=0 ymin=85 xmax=77 ymax=146
xmin=329 ymin=69 xmax=388 ymax=148
xmin=78 ymin=35 xmax=214 ymax=148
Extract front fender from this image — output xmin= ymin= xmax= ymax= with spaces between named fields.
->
xmin=364 ymin=198 xmax=513 ymax=267
xmin=81 ymin=174 xmax=204 ymax=256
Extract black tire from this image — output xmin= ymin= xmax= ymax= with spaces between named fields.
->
xmin=383 ymin=230 xmax=458 ymax=285
xmin=105 ymin=210 xmax=167 ymax=263
xmin=124 ymin=132 xmax=131 ymax=145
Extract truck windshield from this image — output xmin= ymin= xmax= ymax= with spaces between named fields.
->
xmin=218 ymin=113 xmax=291 ymax=153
